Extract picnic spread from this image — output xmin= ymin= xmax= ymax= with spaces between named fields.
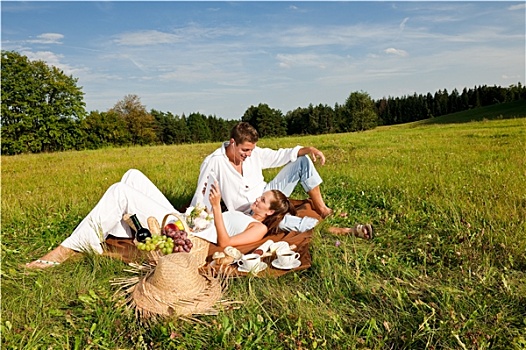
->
xmin=104 ymin=198 xmax=321 ymax=278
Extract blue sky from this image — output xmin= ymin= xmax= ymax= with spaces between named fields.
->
xmin=2 ymin=1 xmax=524 ymax=119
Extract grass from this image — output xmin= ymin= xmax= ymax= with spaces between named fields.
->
xmin=2 ymin=101 xmax=526 ymax=349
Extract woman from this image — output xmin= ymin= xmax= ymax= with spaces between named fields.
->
xmin=25 ymin=169 xmax=296 ymax=269
xmin=209 ymin=181 xmax=296 ymax=247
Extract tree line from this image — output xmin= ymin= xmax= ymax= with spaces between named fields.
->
xmin=376 ymin=84 xmax=526 ymax=125
xmin=2 ymin=50 xmax=525 ymax=155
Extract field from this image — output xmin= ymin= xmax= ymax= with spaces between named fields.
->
xmin=2 ymin=101 xmax=525 ymax=349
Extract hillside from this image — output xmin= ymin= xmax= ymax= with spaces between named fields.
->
xmin=414 ymin=99 xmax=526 ymax=125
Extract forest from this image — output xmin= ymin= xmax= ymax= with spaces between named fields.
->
xmin=2 ymin=50 xmax=525 ymax=155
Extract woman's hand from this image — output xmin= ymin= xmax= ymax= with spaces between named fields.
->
xmin=208 ymin=181 xmax=221 ymax=208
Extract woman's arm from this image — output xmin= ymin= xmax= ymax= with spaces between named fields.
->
xmin=190 ymin=160 xmax=214 ymax=207
xmin=209 ymin=182 xmax=268 ymax=247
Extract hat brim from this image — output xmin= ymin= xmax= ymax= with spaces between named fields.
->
xmin=130 ymin=266 xmax=223 ymax=319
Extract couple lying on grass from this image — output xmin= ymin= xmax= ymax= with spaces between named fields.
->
xmin=26 ymin=122 xmax=374 ymax=269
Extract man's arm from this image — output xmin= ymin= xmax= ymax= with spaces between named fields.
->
xmin=256 ymin=145 xmax=302 ymax=169
xmin=297 ymin=146 xmax=326 ymax=165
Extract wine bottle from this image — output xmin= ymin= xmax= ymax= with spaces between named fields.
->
xmin=130 ymin=214 xmax=152 ymax=242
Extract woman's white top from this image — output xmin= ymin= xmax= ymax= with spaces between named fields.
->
xmin=191 ymin=210 xmax=259 ymax=244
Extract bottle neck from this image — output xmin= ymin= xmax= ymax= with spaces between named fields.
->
xmin=130 ymin=214 xmax=143 ymax=230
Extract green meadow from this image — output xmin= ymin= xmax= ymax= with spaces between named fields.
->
xmin=2 ymin=101 xmax=525 ymax=349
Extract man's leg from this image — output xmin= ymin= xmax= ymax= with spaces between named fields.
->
xmin=120 ymin=169 xmax=175 ymax=210
xmin=265 ymin=156 xmax=332 ymax=218
xmin=61 ymin=182 xmax=176 ymax=254
xmin=27 ymin=171 xmax=177 ymax=268
xmin=306 ymin=185 xmax=333 ymax=218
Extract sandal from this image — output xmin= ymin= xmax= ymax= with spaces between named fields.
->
xmin=353 ymin=224 xmax=374 ymax=239
xmin=25 ymin=259 xmax=60 ymax=269
xmin=327 ymin=224 xmax=374 ymax=239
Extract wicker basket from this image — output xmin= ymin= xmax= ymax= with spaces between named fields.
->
xmin=161 ymin=213 xmax=210 ymax=267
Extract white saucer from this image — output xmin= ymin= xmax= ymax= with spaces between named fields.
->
xmin=237 ymin=262 xmax=268 ymax=274
xmin=271 ymin=259 xmax=301 ymax=270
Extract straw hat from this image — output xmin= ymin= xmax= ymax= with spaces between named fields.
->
xmin=121 ymin=253 xmax=223 ymax=319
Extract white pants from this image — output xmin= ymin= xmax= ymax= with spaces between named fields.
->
xmin=61 ymin=169 xmax=178 ymax=254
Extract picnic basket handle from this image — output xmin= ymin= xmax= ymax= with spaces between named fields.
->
xmin=161 ymin=212 xmax=191 ymax=233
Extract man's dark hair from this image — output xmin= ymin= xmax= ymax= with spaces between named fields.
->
xmin=230 ymin=122 xmax=259 ymax=144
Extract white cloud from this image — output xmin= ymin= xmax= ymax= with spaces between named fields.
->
xmin=159 ymin=63 xmax=232 ymax=83
xmin=287 ymin=4 xmax=310 ymax=14
xmin=508 ymin=3 xmax=525 ymax=11
xmin=273 ymin=24 xmax=386 ymax=49
xmin=113 ymin=30 xmax=182 ymax=46
xmin=384 ymin=48 xmax=408 ymax=57
xmin=27 ymin=33 xmax=63 ymax=44
xmin=21 ymin=50 xmax=87 ymax=77
xmin=276 ymin=53 xmax=331 ymax=69
xmin=400 ymin=17 xmax=409 ymax=31
xmin=22 ymin=50 xmax=63 ymax=65
xmin=502 ymin=74 xmax=522 ymax=80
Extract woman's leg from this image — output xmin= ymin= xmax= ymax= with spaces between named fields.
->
xmin=328 ymin=224 xmax=374 ymax=239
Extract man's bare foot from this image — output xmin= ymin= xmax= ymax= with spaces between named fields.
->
xmin=25 ymin=245 xmax=77 ymax=269
xmin=328 ymin=224 xmax=374 ymax=239
xmin=318 ymin=207 xmax=333 ymax=219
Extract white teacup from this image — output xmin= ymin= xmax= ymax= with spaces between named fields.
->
xmin=237 ymin=253 xmax=261 ymax=271
xmin=277 ymin=250 xmax=300 ymax=267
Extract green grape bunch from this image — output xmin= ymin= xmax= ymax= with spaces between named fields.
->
xmin=136 ymin=226 xmax=193 ymax=254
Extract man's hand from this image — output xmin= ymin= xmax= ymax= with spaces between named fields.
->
xmin=299 ymin=146 xmax=326 ymax=165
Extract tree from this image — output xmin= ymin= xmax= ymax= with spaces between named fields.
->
xmin=206 ymin=115 xmax=235 ymax=142
xmin=187 ymin=112 xmax=211 ymax=143
xmin=313 ymin=104 xmax=336 ymax=134
xmin=1 ymin=50 xmax=86 ymax=154
xmin=109 ymin=94 xmax=157 ymax=145
xmin=285 ymin=107 xmax=309 ymax=135
xmin=343 ymin=91 xmax=378 ymax=131
xmin=151 ymin=109 xmax=190 ymax=144
xmin=448 ymin=88 xmax=461 ymax=113
xmin=434 ymin=89 xmax=449 ymax=116
xmin=80 ymin=110 xmax=130 ymax=149
xmin=242 ymin=103 xmax=287 ymax=138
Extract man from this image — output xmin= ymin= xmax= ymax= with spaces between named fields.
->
xmin=191 ymin=122 xmax=332 ymax=232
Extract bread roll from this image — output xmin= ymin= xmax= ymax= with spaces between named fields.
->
xmin=217 ymin=255 xmax=235 ymax=266
xmin=224 ymin=246 xmax=242 ymax=260
xmin=212 ymin=251 xmax=225 ymax=260
xmin=147 ymin=216 xmax=161 ymax=235
xmin=212 ymin=251 xmax=234 ymax=265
